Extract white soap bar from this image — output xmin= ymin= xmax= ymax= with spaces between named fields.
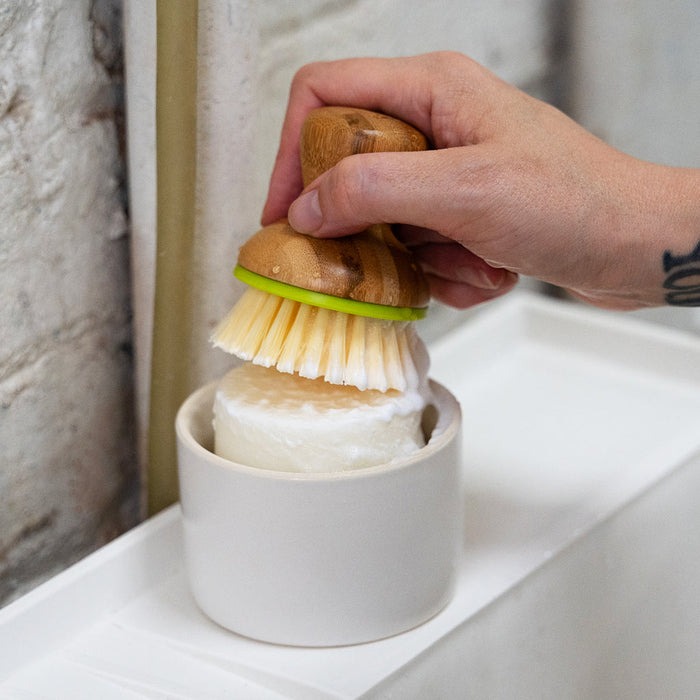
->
xmin=213 ymin=363 xmax=428 ymax=473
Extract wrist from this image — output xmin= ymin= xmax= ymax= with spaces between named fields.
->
xmin=655 ymin=166 xmax=700 ymax=306
xmin=581 ymin=159 xmax=700 ymax=310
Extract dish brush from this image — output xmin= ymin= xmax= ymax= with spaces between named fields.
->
xmin=211 ymin=106 xmax=430 ymax=392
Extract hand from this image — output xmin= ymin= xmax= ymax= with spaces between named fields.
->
xmin=262 ymin=52 xmax=700 ymax=310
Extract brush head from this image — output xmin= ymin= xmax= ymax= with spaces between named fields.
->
xmin=210 ymin=287 xmax=430 ymax=393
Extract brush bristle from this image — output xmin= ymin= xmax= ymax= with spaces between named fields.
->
xmin=210 ymin=288 xmax=429 ymax=392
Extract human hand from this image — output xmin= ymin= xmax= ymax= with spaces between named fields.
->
xmin=262 ymin=52 xmax=700 ymax=310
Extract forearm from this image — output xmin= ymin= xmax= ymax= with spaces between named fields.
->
xmin=573 ymin=159 xmax=700 ymax=310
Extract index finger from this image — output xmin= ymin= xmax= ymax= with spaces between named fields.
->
xmin=261 ymin=53 xmax=473 ymax=225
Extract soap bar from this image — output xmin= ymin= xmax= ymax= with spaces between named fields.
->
xmin=213 ymin=363 xmax=428 ymax=473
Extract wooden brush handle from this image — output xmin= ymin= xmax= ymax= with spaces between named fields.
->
xmin=300 ymin=107 xmax=427 ymax=187
xmin=239 ymin=107 xmax=431 ymax=309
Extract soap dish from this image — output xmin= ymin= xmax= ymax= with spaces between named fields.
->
xmin=176 ymin=378 xmax=462 ymax=646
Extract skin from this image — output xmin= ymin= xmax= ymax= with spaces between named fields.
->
xmin=262 ymin=52 xmax=700 ymax=311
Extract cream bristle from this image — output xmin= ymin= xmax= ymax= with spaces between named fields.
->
xmin=210 ymin=288 xmax=427 ymax=392
xmin=320 ymin=311 xmax=347 ymax=385
xmin=210 ymin=287 xmax=270 ymax=359
xmin=277 ymin=301 xmax=312 ymax=374
xmin=397 ymin=325 xmax=420 ymax=391
xmin=365 ymin=319 xmax=388 ymax=393
xmin=298 ymin=306 xmax=331 ymax=379
xmin=381 ymin=322 xmax=407 ymax=393
xmin=255 ymin=297 xmax=298 ymax=367
xmin=209 ymin=288 xmax=259 ymax=351
xmin=239 ymin=292 xmax=283 ymax=360
xmin=345 ymin=315 xmax=368 ymax=391
xmin=397 ymin=324 xmax=430 ymax=391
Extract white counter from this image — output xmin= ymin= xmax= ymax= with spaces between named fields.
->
xmin=3 ymin=293 xmax=700 ymax=698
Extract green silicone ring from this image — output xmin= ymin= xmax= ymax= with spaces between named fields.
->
xmin=234 ymin=265 xmax=427 ymax=321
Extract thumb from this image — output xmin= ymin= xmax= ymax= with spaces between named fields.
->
xmin=287 ymin=147 xmax=490 ymax=241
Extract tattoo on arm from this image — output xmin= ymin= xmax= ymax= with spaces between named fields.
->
xmin=663 ymin=239 xmax=700 ymax=306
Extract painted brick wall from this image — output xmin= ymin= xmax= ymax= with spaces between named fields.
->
xmin=0 ymin=1 xmax=139 ymax=605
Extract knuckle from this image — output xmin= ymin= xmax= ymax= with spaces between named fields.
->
xmin=427 ymin=51 xmax=475 ymax=81
xmin=431 ymin=50 xmax=468 ymax=68
xmin=289 ymin=64 xmax=313 ymax=93
xmin=289 ymin=62 xmax=323 ymax=96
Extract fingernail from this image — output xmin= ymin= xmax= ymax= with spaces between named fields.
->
xmin=289 ymin=190 xmax=322 ymax=233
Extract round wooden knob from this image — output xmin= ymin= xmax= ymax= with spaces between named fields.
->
xmin=300 ymin=107 xmax=428 ymax=187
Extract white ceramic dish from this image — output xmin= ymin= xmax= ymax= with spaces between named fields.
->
xmin=175 ymin=378 xmax=462 ymax=647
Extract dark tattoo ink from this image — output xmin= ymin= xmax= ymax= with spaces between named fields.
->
xmin=663 ymin=239 xmax=700 ymax=306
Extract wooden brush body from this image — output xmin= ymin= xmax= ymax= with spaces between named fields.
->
xmin=238 ymin=220 xmax=429 ymax=310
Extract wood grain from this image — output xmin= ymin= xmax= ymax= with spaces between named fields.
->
xmin=300 ymin=107 xmax=428 ymax=187
xmin=238 ymin=220 xmax=430 ymax=308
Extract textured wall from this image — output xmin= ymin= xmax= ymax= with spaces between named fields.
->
xmin=0 ymin=0 xmax=139 ymax=605
xmin=569 ymin=0 xmax=700 ymax=168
